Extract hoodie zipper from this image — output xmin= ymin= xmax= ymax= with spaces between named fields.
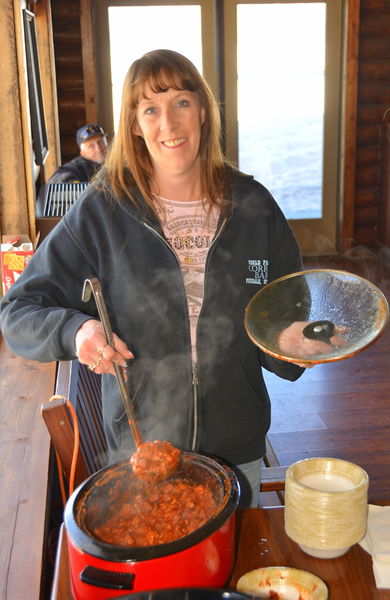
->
xmin=191 ymin=362 xmax=199 ymax=450
xmin=191 ymin=216 xmax=228 ymax=450
xmin=143 ymin=216 xmax=228 ymax=451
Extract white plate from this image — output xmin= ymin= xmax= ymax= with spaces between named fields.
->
xmin=236 ymin=566 xmax=328 ymax=600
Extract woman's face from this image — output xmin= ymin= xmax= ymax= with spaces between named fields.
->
xmin=133 ymin=85 xmax=204 ymax=181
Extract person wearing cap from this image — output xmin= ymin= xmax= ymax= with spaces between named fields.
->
xmin=48 ymin=124 xmax=109 ymax=184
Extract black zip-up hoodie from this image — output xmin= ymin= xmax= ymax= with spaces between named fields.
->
xmin=0 ymin=170 xmax=304 ymax=465
xmin=48 ymin=155 xmax=101 ymax=183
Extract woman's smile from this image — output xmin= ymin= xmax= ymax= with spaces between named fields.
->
xmin=162 ymin=137 xmax=187 ymax=148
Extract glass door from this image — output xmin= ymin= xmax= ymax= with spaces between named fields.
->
xmin=223 ymin=0 xmax=344 ymax=255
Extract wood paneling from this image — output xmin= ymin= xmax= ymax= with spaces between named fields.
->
xmin=356 ymin=187 xmax=378 ymax=206
xmin=379 ymin=122 xmax=390 ymax=245
xmin=80 ymin=0 xmax=98 ymax=124
xmin=356 ymin=145 xmax=379 ymax=166
xmin=355 ymin=205 xmax=378 ymax=225
xmin=51 ymin=0 xmax=85 ymax=164
xmin=355 ymin=0 xmax=390 ymax=247
xmin=50 ymin=0 xmax=97 ymax=166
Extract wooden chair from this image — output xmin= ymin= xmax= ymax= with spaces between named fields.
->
xmin=41 ymin=360 xmax=108 ymax=496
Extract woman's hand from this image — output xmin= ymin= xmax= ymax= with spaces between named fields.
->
xmin=278 ymin=321 xmax=348 ymax=366
xmin=75 ymin=319 xmax=133 ymax=376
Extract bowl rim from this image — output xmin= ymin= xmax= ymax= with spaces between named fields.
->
xmin=286 ymin=456 xmax=369 ymax=493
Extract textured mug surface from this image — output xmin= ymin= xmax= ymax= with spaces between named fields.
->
xmin=284 ymin=457 xmax=369 ymax=556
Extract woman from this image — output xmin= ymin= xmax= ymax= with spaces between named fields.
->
xmin=0 ymin=50 xmax=305 ymax=507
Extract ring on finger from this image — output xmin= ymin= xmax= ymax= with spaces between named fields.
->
xmin=88 ymin=354 xmax=103 ymax=371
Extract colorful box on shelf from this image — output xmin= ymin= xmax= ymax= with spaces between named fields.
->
xmin=1 ymin=235 xmax=35 ymax=295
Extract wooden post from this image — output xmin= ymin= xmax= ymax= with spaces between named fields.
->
xmin=341 ymin=0 xmax=360 ymax=251
xmin=80 ymin=0 xmax=99 ymax=123
xmin=0 ymin=0 xmax=31 ymax=237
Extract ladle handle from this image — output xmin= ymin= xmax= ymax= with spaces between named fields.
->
xmin=82 ymin=277 xmax=143 ymax=448
xmin=302 ymin=320 xmax=335 ymax=344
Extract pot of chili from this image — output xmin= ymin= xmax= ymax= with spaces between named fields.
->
xmin=64 ymin=451 xmax=240 ymax=600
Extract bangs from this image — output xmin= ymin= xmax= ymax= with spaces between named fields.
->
xmin=130 ymin=64 xmax=198 ymax=108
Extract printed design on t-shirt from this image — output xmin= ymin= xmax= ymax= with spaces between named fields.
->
xmin=157 ymin=198 xmax=219 ymax=361
xmin=163 ymin=214 xmax=217 ymax=267
xmin=157 ymin=199 xmax=219 ymax=267
xmin=246 ymin=259 xmax=269 ymax=285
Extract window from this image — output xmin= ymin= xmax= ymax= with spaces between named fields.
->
xmin=237 ymin=3 xmax=325 ymax=220
xmin=224 ymin=0 xmax=344 ymax=255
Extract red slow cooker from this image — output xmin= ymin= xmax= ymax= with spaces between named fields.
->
xmin=64 ymin=452 xmax=240 ymax=600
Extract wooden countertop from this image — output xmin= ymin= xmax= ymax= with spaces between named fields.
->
xmin=0 ymin=334 xmax=57 ymax=599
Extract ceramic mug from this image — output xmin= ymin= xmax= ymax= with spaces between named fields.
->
xmin=284 ymin=457 xmax=369 ymax=558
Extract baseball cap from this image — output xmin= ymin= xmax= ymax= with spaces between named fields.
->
xmin=76 ymin=124 xmax=107 ymax=147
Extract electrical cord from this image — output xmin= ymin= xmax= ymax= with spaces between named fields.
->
xmin=48 ymin=394 xmax=80 ymax=505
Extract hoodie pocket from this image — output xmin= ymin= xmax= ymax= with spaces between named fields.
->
xmin=200 ymin=358 xmax=270 ymax=458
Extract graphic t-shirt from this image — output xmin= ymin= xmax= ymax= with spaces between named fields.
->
xmin=157 ymin=197 xmax=220 ymax=362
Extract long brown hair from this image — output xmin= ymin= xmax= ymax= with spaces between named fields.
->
xmin=99 ymin=49 xmax=231 ymax=215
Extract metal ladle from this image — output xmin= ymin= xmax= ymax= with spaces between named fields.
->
xmin=81 ymin=278 xmax=181 ymax=482
xmin=82 ymin=277 xmax=143 ymax=448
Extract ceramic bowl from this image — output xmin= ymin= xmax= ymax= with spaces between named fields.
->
xmin=237 ymin=566 xmax=328 ymax=599
xmin=284 ymin=457 xmax=369 ymax=558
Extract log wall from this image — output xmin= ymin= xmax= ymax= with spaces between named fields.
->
xmin=51 ymin=0 xmax=86 ymax=163
xmin=51 ymin=0 xmax=97 ymax=164
xmin=355 ymin=0 xmax=390 ymax=247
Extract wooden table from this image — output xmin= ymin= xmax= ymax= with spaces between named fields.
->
xmin=0 ymin=335 xmax=57 ymax=599
xmin=231 ymin=508 xmax=390 ymax=599
xmin=52 ymin=507 xmax=390 ymax=599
